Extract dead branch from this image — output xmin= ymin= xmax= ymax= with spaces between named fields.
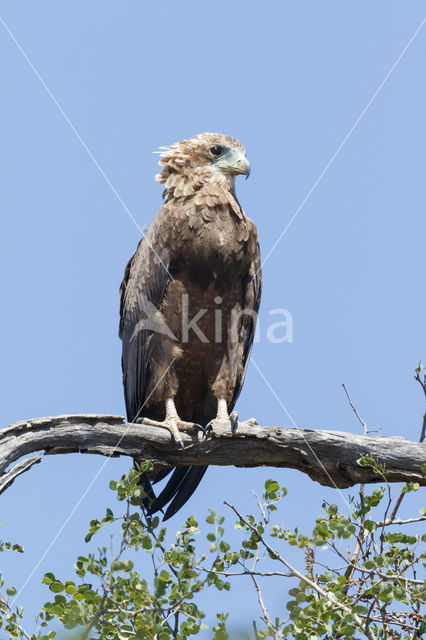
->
xmin=0 ymin=414 xmax=425 ymax=494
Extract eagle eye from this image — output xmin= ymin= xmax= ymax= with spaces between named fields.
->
xmin=209 ymin=145 xmax=223 ymax=158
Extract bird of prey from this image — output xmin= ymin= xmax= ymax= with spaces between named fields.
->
xmin=119 ymin=132 xmax=262 ymax=520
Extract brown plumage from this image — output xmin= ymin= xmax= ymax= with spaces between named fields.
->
xmin=119 ymin=133 xmax=262 ymax=519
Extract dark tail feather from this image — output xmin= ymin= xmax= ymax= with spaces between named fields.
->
xmin=138 ymin=466 xmax=208 ymax=520
xmin=147 ymin=466 xmax=208 ymax=520
xmin=138 ymin=472 xmax=157 ymax=511
xmin=138 ymin=467 xmax=174 ymax=510
xmin=147 ymin=467 xmax=190 ymax=515
xmin=151 ymin=468 xmax=173 ymax=485
xmin=163 ymin=466 xmax=208 ymax=521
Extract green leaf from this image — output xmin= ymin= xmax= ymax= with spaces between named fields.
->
xmin=6 ymin=586 xmax=17 ymax=596
xmin=352 ymin=605 xmax=368 ymax=615
xmin=265 ymin=479 xmax=279 ymax=493
xmin=364 ymin=520 xmax=377 ymax=532
xmin=142 ymin=535 xmax=153 ymax=551
xmin=403 ymin=482 xmax=420 ymax=493
xmin=341 ymin=624 xmax=355 ymax=636
xmin=158 ymin=570 xmax=171 ymax=582
xmin=394 ymin=586 xmax=406 ymax=600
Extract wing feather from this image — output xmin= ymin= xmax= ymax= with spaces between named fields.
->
xmin=119 ymin=212 xmax=207 ymax=518
xmin=119 ymin=213 xmax=171 ymax=422
xmin=230 ymin=240 xmax=262 ymax=410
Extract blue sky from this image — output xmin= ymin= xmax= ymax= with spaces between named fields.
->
xmin=0 ymin=1 xmax=425 ymax=636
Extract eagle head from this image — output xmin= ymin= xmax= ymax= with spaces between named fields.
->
xmin=155 ymin=133 xmax=250 ymax=201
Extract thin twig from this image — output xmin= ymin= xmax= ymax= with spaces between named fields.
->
xmin=81 ymin=585 xmax=109 ymax=640
xmin=342 ymin=383 xmax=368 ymax=435
xmin=414 ymin=365 xmax=426 ymax=443
xmin=203 ymin=568 xmax=293 ymax=578
xmin=387 ymin=486 xmax=408 ymax=525
xmin=0 ymin=597 xmax=32 ymax=640
xmin=224 ymin=501 xmax=379 ymax=640
xmin=414 ymin=367 xmax=426 ymax=399
xmin=419 ymin=413 xmax=426 ymax=444
xmin=251 ymin=573 xmax=278 ymax=639
xmin=375 ymin=515 xmax=426 ymax=527
xmin=251 ymin=489 xmax=267 ymax=524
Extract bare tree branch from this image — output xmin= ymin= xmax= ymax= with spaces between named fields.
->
xmin=414 ymin=365 xmax=426 ymax=399
xmin=0 ymin=454 xmax=42 ymax=494
xmin=375 ymin=515 xmax=426 ymax=527
xmin=0 ymin=414 xmax=425 ymax=495
xmin=342 ymin=383 xmax=368 ymax=435
xmin=414 ymin=363 xmax=426 ymax=443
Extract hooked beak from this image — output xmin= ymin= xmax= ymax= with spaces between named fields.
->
xmin=229 ymin=151 xmax=251 ymax=179
xmin=214 ymin=149 xmax=250 ymax=179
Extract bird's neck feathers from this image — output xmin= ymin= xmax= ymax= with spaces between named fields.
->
xmin=156 ymin=156 xmax=243 ymax=219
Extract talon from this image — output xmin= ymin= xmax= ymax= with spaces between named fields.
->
xmin=205 ymin=421 xmax=214 ymax=432
xmin=194 ymin=423 xmax=208 ymax=435
xmin=230 ymin=411 xmax=239 ymax=434
xmin=178 ymin=439 xmax=185 ymax=451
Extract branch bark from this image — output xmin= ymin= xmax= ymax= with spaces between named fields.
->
xmin=0 ymin=414 xmax=425 ymax=494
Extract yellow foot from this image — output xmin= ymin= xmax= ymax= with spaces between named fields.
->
xmin=137 ymin=398 xmax=206 ymax=449
xmin=206 ymin=399 xmax=239 ymax=435
xmin=146 ymin=418 xmax=204 ymax=449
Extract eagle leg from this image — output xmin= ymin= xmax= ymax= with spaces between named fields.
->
xmin=206 ymin=398 xmax=239 ymax=435
xmin=139 ymin=398 xmax=205 ymax=450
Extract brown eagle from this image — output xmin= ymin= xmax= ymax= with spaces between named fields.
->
xmin=119 ymin=133 xmax=262 ymax=519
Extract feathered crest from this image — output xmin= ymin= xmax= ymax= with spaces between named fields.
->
xmin=152 ymin=133 xmax=246 ymax=214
